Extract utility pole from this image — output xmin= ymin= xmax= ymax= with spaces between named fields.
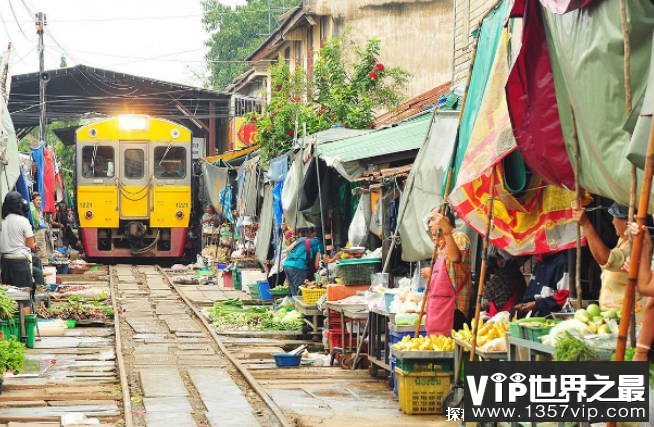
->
xmin=36 ymin=12 xmax=47 ymax=144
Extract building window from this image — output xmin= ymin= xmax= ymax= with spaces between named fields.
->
xmin=320 ymin=16 xmax=329 ymax=42
xmin=284 ymin=46 xmax=291 ymax=64
xmin=294 ymin=40 xmax=302 ymax=67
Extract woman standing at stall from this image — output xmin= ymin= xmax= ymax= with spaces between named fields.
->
xmin=421 ymin=205 xmax=472 ymax=336
xmin=283 ymin=229 xmax=324 ymax=296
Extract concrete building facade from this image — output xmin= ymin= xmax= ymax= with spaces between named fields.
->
xmin=229 ymin=0 xmax=455 ymax=106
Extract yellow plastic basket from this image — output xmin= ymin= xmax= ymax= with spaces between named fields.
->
xmin=395 ymin=367 xmax=451 ymax=415
xmin=299 ymin=286 xmax=327 ymax=305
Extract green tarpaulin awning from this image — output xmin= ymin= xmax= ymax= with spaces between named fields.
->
xmin=315 ymin=112 xmax=432 ymax=180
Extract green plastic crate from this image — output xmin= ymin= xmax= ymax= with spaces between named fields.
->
xmin=334 ymin=258 xmax=381 ymax=285
xmin=248 ymin=283 xmax=260 ymax=299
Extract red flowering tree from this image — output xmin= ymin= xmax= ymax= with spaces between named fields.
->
xmin=249 ymin=36 xmax=408 ymax=160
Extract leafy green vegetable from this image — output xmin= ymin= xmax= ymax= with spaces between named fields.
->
xmin=37 ymin=301 xmax=114 ymax=321
xmin=554 ymin=332 xmax=598 ymax=361
xmin=0 ymin=337 xmax=25 ymax=374
xmin=0 ymin=288 xmax=18 ymax=320
xmin=207 ymin=299 xmax=302 ymax=331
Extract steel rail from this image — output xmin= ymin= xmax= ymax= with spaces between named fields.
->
xmin=108 ymin=266 xmax=135 ymax=427
xmin=155 ymin=265 xmax=294 ymax=427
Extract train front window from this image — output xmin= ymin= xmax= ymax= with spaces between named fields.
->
xmin=124 ymin=149 xmax=144 ymax=178
xmin=154 ymin=146 xmax=186 ymax=179
xmin=82 ymin=146 xmax=115 ymax=178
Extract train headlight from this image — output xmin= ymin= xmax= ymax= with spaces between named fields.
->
xmin=176 ymin=211 xmax=184 ymax=219
xmin=171 ymin=129 xmax=180 ymax=139
xmin=85 ymin=210 xmax=93 ymax=219
xmin=118 ymin=114 xmax=149 ymax=131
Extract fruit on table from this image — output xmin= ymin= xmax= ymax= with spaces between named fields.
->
xmin=451 ymin=319 xmax=510 ymax=348
xmin=586 ymin=303 xmax=601 ymax=317
xmin=392 ymin=334 xmax=455 ymax=352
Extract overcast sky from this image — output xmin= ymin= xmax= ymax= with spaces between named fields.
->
xmin=0 ymin=0 xmax=246 ymax=87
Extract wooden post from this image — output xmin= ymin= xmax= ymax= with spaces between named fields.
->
xmin=615 ymin=119 xmax=654 ymax=362
xmin=414 ymin=247 xmax=437 ymax=338
xmin=571 ymin=107 xmax=583 ymax=309
xmin=470 ymin=167 xmax=496 ymax=361
xmin=629 ymin=164 xmax=638 ymax=346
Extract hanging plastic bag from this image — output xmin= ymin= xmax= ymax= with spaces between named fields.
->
xmin=348 ymin=193 xmax=371 ymax=247
xmin=369 ymin=191 xmax=383 ymax=238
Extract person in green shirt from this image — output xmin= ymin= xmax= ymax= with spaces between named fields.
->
xmin=30 ymin=192 xmax=46 ymax=231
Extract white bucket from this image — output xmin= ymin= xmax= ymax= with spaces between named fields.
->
xmin=43 ymin=266 xmax=57 ymax=285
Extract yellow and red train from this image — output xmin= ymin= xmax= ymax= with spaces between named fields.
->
xmin=76 ymin=115 xmax=192 ymax=258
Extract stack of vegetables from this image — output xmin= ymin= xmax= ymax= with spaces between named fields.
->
xmin=207 ymin=299 xmax=302 ymax=331
xmin=37 ymin=300 xmax=114 ymax=322
xmin=0 ymin=288 xmax=24 ymax=378
xmin=540 ymin=304 xmax=621 ymax=361
xmin=392 ymin=335 xmax=455 ymax=352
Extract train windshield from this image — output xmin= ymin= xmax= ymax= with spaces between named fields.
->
xmin=154 ymin=146 xmax=186 ymax=179
xmin=82 ymin=146 xmax=115 ymax=178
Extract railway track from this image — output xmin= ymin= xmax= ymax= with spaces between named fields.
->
xmin=111 ymin=264 xmax=289 ymax=427
xmin=2 ymin=265 xmax=443 ymax=426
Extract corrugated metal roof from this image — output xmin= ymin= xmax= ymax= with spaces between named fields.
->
xmin=315 ymin=112 xmax=431 ymax=163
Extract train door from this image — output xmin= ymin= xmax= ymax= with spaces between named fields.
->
xmin=119 ymin=142 xmax=150 ymax=218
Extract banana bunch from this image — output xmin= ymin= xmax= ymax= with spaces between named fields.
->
xmin=392 ymin=334 xmax=455 ymax=352
xmin=451 ymin=320 xmax=510 ymax=348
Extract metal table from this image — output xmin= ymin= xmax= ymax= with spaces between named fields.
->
xmin=367 ymin=307 xmax=391 ymax=375
xmin=6 ymin=292 xmax=31 ymax=341
xmin=294 ymin=296 xmax=323 ymax=338
xmin=324 ymin=301 xmax=368 ymax=367
xmin=507 ymin=335 xmax=556 ymax=361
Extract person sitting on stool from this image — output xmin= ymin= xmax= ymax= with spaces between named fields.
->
xmin=0 ymin=191 xmax=43 ymax=292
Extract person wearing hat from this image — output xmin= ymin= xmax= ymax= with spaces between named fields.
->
xmin=572 ymin=202 xmax=643 ymax=312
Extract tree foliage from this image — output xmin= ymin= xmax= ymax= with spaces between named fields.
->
xmin=249 ymin=36 xmax=409 ymax=161
xmin=202 ymin=0 xmax=294 ymax=90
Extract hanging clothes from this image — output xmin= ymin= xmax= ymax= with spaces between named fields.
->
xmin=15 ymin=173 xmax=33 ymax=225
xmin=266 ymin=154 xmax=289 ymax=182
xmin=42 ymin=147 xmax=56 ymax=213
xmin=219 ymin=185 xmax=235 ymax=223
xmin=55 ymin=173 xmax=65 ymax=204
xmin=31 ymin=144 xmax=45 ymax=200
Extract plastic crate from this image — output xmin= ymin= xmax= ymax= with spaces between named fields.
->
xmin=395 ymin=367 xmax=452 ymax=415
xmin=327 ymin=329 xmax=366 ymax=352
xmin=0 ymin=319 xmax=13 ymax=340
xmin=523 ymin=322 xmax=558 ymax=343
xmin=248 ymin=283 xmax=260 ymax=299
xmin=299 ymin=286 xmax=327 ymax=305
xmin=334 ymin=258 xmax=381 ymax=285
xmin=395 ymin=357 xmax=454 ymax=373
xmin=258 ymin=281 xmax=272 ymax=300
xmin=508 ymin=317 xmax=548 ymax=339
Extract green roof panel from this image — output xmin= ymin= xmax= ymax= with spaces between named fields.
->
xmin=315 ymin=112 xmax=432 ymax=163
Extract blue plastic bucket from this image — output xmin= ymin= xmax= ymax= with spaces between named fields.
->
xmin=273 ymin=353 xmax=302 ymax=367
xmin=258 ymin=281 xmax=272 ymax=300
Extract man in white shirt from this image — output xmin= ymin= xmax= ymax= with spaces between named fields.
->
xmin=0 ymin=191 xmax=39 ymax=288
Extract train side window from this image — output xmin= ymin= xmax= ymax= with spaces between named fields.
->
xmin=154 ymin=146 xmax=186 ymax=179
xmin=124 ymin=149 xmax=144 ymax=178
xmin=82 ymin=146 xmax=115 ymax=178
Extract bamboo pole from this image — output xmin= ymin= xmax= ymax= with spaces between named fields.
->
xmin=615 ymin=119 xmax=654 ymax=361
xmin=470 ymin=167 xmax=497 ymax=361
xmin=629 ymin=164 xmax=638 ymax=346
xmin=571 ymin=107 xmax=583 ymax=309
xmin=414 ymin=246 xmax=438 ymax=338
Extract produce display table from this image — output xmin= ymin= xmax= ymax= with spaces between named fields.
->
xmin=293 ymin=296 xmax=323 ymax=338
xmin=507 ymin=335 xmax=555 ymax=361
xmin=367 ymin=307 xmax=391 ymax=375
xmin=324 ymin=301 xmax=368 ymax=367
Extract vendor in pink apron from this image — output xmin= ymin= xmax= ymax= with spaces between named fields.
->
xmin=420 ymin=205 xmax=472 ymax=336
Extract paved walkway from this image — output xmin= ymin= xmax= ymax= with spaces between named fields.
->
xmin=114 ymin=265 xmax=266 ymax=427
